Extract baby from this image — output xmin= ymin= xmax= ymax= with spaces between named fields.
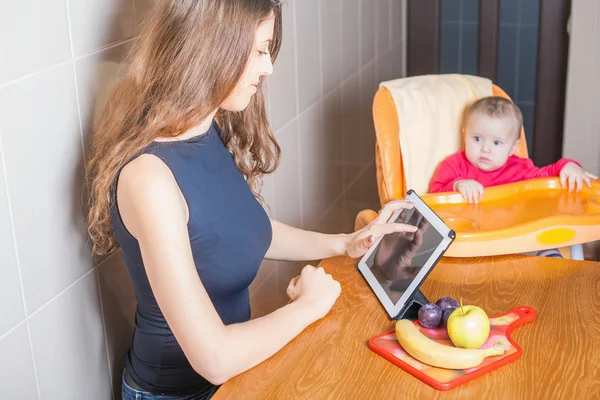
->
xmin=429 ymin=96 xmax=596 ymax=203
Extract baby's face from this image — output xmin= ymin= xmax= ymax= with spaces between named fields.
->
xmin=464 ymin=113 xmax=520 ymax=171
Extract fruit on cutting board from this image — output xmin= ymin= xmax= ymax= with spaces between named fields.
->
xmin=441 ymin=307 xmax=456 ymax=328
xmin=447 ymin=300 xmax=490 ymax=349
xmin=436 ymin=296 xmax=460 ymax=311
xmin=395 ymin=319 xmax=504 ymax=369
xmin=418 ymin=297 xmax=459 ymax=328
xmin=417 ymin=303 xmax=442 ymax=328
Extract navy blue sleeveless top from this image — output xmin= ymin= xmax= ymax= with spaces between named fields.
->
xmin=111 ymin=121 xmax=272 ymax=395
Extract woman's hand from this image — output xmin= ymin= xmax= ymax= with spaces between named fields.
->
xmin=286 ymin=265 xmax=341 ymax=321
xmin=374 ymin=216 xmax=429 ymax=281
xmin=344 ymin=200 xmax=418 ymax=259
xmin=559 ymin=162 xmax=597 ymax=192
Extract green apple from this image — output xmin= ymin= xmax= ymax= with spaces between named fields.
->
xmin=447 ymin=304 xmax=490 ymax=349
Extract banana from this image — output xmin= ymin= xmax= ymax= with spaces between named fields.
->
xmin=395 ymin=319 xmax=505 ymax=369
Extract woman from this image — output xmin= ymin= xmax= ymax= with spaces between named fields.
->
xmin=86 ymin=1 xmax=417 ymax=398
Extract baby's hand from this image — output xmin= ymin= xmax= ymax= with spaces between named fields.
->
xmin=454 ymin=179 xmax=484 ymax=204
xmin=559 ymin=162 xmax=598 ymax=192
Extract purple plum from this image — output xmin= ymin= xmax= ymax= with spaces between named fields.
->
xmin=436 ymin=296 xmax=460 ymax=312
xmin=441 ymin=307 xmax=457 ymax=327
xmin=418 ymin=303 xmax=442 ymax=328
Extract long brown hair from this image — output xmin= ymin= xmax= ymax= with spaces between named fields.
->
xmin=86 ymin=0 xmax=282 ymax=255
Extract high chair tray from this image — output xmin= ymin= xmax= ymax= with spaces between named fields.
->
xmin=421 ymin=178 xmax=600 ymax=257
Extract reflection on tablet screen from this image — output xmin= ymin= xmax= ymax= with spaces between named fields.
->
xmin=366 ymin=208 xmax=443 ymax=304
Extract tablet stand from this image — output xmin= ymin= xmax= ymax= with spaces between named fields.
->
xmin=394 ymin=289 xmax=429 ymax=320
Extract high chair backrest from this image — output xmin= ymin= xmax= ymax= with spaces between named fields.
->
xmin=373 ymin=74 xmax=528 ymax=206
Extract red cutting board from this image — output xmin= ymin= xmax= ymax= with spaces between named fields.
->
xmin=368 ymin=306 xmax=536 ymax=391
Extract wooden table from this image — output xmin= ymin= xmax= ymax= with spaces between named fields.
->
xmin=214 ymin=255 xmax=600 ymax=399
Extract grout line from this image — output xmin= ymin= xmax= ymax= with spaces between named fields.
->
xmin=339 ymin=0 xmax=345 ymax=82
xmin=388 ymin=0 xmax=393 ymax=51
xmin=254 ymin=161 xmax=375 ymax=296
xmin=317 ymin=0 xmax=324 ymax=100
xmin=274 ymin=115 xmax=298 ymax=137
xmin=0 ymin=38 xmax=135 ymax=92
xmin=0 ymin=126 xmax=41 ymax=399
xmin=249 ymin=261 xmax=277 ymax=299
xmin=311 ymin=160 xmax=374 ymax=231
xmin=0 ymin=60 xmax=72 ymax=90
xmin=94 ymin=266 xmax=115 ymax=400
xmin=498 ymin=22 xmax=538 ymax=28
xmin=27 ymin=268 xmax=96 ymax=320
xmin=95 ymin=248 xmax=122 ymax=269
xmin=74 ymin=37 xmax=137 ymax=62
xmin=442 ymin=21 xmax=481 ymax=26
xmin=513 ymin=0 xmax=523 ymax=102
xmin=458 ymin=0 xmax=464 ymax=72
xmin=358 ymin=0 xmax=363 ymax=68
xmin=291 ymin=0 xmax=304 ymax=228
xmin=65 ymin=1 xmax=114 ymax=395
xmin=0 ymin=129 xmax=27 ymax=317
xmin=65 ymin=1 xmax=87 ymax=166
xmin=0 ymin=320 xmax=26 ymax=343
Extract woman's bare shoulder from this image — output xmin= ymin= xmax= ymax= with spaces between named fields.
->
xmin=117 ymin=154 xmax=188 ymax=238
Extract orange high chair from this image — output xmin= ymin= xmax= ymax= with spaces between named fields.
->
xmin=355 ymin=74 xmax=600 ymax=260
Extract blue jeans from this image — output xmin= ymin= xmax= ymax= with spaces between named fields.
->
xmin=121 ymin=371 xmax=219 ymax=400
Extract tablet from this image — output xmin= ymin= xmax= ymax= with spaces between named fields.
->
xmin=357 ymin=190 xmax=455 ymax=320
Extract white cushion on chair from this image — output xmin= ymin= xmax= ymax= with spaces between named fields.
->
xmin=380 ymin=74 xmax=492 ymax=194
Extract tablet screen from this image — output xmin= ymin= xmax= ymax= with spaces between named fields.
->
xmin=364 ymin=207 xmax=444 ymax=304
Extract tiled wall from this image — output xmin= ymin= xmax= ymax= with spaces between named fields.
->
xmin=440 ymin=0 xmax=479 ymax=75
xmin=0 ymin=1 xmax=406 ymax=399
xmin=563 ymin=0 xmax=600 ymax=176
xmin=496 ymin=0 xmax=540 ymax=155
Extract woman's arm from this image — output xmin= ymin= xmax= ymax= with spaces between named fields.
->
xmin=266 ymin=201 xmax=419 ymax=262
xmin=117 ymin=155 xmax=340 ymax=385
xmin=265 ymin=219 xmax=348 ymax=261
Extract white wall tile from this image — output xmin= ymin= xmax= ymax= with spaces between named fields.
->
xmin=249 ymin=259 xmax=277 ymax=299
xmin=341 ymin=74 xmax=362 ymax=163
xmin=250 ymin=260 xmax=303 ymax=319
xmin=392 ymin=0 xmax=407 ymax=46
xmin=360 ymin=0 xmax=376 ymax=66
xmin=342 ymin=164 xmax=365 ymax=195
xmin=0 ymin=0 xmax=71 ymax=84
xmin=268 ymin=1 xmax=298 ymax=131
xmin=321 ymin=0 xmax=342 ymax=95
xmin=0 ymin=323 xmax=39 ymax=400
xmin=392 ymin=42 xmax=406 ymax=79
xmin=376 ymin=0 xmax=392 ymax=56
xmin=0 ymin=143 xmax=24 ymax=337
xmin=75 ymin=42 xmax=130 ymax=155
xmin=274 ymin=120 xmax=302 ymax=227
xmin=29 ymin=271 xmax=111 ymax=400
xmin=1 ymin=0 xmax=409 ymax=394
xmin=295 ymin=0 xmax=322 ymax=112
xmin=322 ymin=89 xmax=344 ymax=209
xmin=97 ymin=252 xmax=136 ymax=399
xmin=342 ymin=0 xmax=360 ymax=79
xmin=359 ymin=61 xmax=378 ymax=164
xmin=0 ymin=64 xmax=93 ymax=313
xmin=261 ymin=171 xmax=276 ymax=217
xmin=315 ymin=196 xmax=356 ymax=234
xmin=346 ymin=163 xmax=380 ymax=206
xmin=67 ymin=0 xmax=135 ymax=57
xmin=299 ymin=103 xmax=326 ymax=229
xmin=377 ymin=50 xmax=395 ymax=84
